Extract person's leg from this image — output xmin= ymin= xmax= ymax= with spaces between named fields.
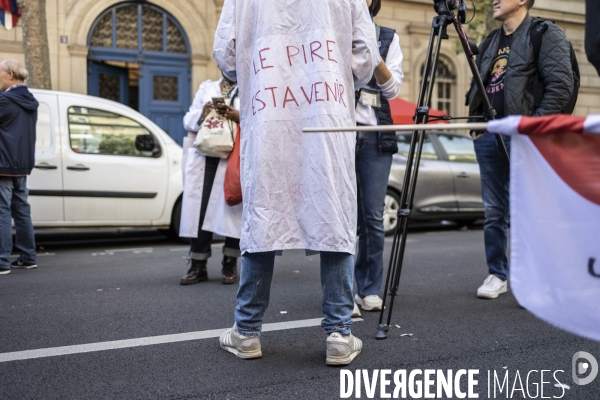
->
xmin=320 ymin=251 xmax=354 ymax=335
xmin=474 ymin=134 xmax=511 ymax=281
xmin=354 ymin=131 xmax=393 ymax=302
xmin=234 ymin=251 xmax=276 ymax=337
xmin=189 ymin=156 xmax=220 ymax=260
xmin=321 ymin=251 xmax=362 ymax=365
xmin=181 ymin=157 xmax=220 ymax=284
xmin=222 ymin=237 xmax=241 ymax=284
xmin=0 ymin=177 xmax=14 ymax=273
xmin=223 ymin=237 xmax=241 ymax=258
xmin=220 ymin=249 xmax=272 ymax=359
xmin=11 ymin=177 xmax=36 ymax=265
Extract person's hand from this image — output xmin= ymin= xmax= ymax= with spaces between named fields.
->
xmin=202 ymin=102 xmax=214 ymax=118
xmin=374 ymin=60 xmax=392 ymax=85
xmin=215 ymin=104 xmax=240 ymax=123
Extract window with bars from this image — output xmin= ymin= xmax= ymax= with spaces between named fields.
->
xmin=89 ymin=4 xmax=188 ymax=54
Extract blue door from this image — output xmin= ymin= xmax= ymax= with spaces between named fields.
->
xmin=139 ymin=64 xmax=190 ymax=145
xmin=88 ymin=61 xmax=129 ymax=105
xmin=87 ymin=3 xmax=192 ymax=145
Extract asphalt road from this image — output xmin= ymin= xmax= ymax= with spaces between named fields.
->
xmin=1 ymin=228 xmax=599 ymax=399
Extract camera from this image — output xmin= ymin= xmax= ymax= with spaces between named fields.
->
xmin=433 ymin=0 xmax=459 ymax=14
xmin=433 ymin=0 xmax=467 ymax=23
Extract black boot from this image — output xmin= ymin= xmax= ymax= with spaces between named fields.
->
xmin=221 ymin=256 xmax=239 ymax=284
xmin=180 ymin=259 xmax=208 ymax=285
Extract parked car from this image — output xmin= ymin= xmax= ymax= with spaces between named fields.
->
xmin=28 ymin=90 xmax=184 ymax=235
xmin=385 ymin=131 xmax=484 ymax=235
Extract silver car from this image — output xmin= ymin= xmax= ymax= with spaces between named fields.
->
xmin=385 ymin=131 xmax=484 ymax=235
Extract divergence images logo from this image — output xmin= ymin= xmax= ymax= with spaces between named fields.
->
xmin=572 ymin=351 xmax=598 ymax=386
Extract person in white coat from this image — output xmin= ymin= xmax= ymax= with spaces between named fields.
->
xmin=179 ymin=74 xmax=243 ymax=285
xmin=352 ymin=0 xmax=404 ymax=317
xmin=213 ymin=0 xmax=380 ymax=365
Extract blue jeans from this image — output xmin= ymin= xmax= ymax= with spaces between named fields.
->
xmin=473 ymin=134 xmax=511 ymax=281
xmin=0 ymin=177 xmax=36 ymax=269
xmin=234 ymin=251 xmax=354 ymax=337
xmin=355 ymin=131 xmax=393 ymax=298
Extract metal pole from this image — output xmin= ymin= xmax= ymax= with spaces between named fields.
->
xmin=302 ymin=122 xmax=489 ymax=133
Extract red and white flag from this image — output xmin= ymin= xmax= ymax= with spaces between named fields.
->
xmin=487 ymin=114 xmax=600 ymax=342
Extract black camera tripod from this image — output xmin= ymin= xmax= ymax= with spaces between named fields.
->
xmin=375 ymin=0 xmax=509 ymax=340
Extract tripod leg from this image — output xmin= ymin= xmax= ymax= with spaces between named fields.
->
xmin=376 ymin=17 xmax=446 ymax=339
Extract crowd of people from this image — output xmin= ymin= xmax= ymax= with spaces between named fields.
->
xmin=2 ymin=0 xmax=599 ymax=366
xmin=183 ymin=0 xmax=583 ymax=366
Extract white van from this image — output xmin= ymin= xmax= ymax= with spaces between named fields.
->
xmin=29 ymin=90 xmax=184 ymax=234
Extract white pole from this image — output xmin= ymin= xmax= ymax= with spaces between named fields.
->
xmin=302 ymin=122 xmax=489 ymax=133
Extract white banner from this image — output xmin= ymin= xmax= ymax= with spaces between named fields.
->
xmin=509 ymin=121 xmax=600 ymax=342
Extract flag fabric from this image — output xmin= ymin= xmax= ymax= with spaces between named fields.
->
xmin=487 ymin=114 xmax=600 ymax=342
xmin=0 ymin=0 xmax=20 ymax=30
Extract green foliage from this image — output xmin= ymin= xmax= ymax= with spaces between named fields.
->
xmin=467 ymin=0 xmax=495 ymax=42
xmin=453 ymin=0 xmax=496 ymax=53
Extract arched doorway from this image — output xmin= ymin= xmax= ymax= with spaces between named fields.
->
xmin=87 ymin=2 xmax=191 ymax=144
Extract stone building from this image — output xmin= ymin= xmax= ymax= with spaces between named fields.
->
xmin=0 ymin=0 xmax=596 ymax=144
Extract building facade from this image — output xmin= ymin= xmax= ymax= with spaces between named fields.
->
xmin=0 ymin=0 xmax=596 ymax=144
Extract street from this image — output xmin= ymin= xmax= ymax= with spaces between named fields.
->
xmin=1 ymin=227 xmax=599 ymax=399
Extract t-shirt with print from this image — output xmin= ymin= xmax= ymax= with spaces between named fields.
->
xmin=486 ymin=32 xmax=512 ymax=119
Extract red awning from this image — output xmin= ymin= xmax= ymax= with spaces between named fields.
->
xmin=388 ymin=97 xmax=448 ymax=125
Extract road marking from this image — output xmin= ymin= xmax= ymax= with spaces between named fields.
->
xmin=384 ymin=238 xmax=415 ymax=243
xmin=105 ymin=247 xmax=153 ymax=255
xmin=0 ymin=317 xmax=363 ymax=363
xmin=92 ymin=247 xmax=154 ymax=256
xmin=169 ymin=247 xmax=189 ymax=252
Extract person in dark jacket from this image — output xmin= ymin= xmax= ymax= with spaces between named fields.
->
xmin=467 ymin=0 xmax=573 ymax=299
xmin=0 ymin=59 xmax=39 ymax=275
xmin=352 ymin=0 xmax=403 ymax=317
xmin=585 ymin=0 xmax=600 ymax=76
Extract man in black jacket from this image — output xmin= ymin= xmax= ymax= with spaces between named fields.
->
xmin=467 ymin=0 xmax=573 ymax=299
xmin=0 ymin=59 xmax=39 ymax=275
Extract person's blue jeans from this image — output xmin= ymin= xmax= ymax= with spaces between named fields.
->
xmin=473 ymin=134 xmax=511 ymax=281
xmin=355 ymin=131 xmax=393 ymax=298
xmin=234 ymin=251 xmax=354 ymax=337
xmin=0 ymin=176 xmax=36 ymax=269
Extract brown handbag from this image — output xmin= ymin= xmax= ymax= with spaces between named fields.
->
xmin=224 ymin=126 xmax=242 ymax=206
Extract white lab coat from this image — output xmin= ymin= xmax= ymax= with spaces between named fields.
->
xmin=214 ymin=0 xmax=380 ymax=254
xmin=179 ymin=79 xmax=242 ymax=239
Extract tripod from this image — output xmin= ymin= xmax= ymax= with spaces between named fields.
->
xmin=375 ymin=1 xmax=509 ymax=340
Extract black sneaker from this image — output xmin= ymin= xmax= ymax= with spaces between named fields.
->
xmin=0 ymin=268 xmax=10 ymax=275
xmin=11 ymin=259 xmax=38 ymax=269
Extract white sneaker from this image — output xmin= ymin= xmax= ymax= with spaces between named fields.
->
xmin=352 ymin=302 xmax=361 ymax=318
xmin=477 ymin=275 xmax=508 ymax=299
xmin=219 ymin=325 xmax=262 ymax=359
xmin=354 ymin=294 xmax=383 ymax=311
xmin=326 ymin=332 xmax=362 ymax=365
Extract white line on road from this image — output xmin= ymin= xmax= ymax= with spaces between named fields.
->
xmin=0 ymin=317 xmax=363 ymax=363
xmin=384 ymin=238 xmax=415 ymax=243
xmin=92 ymin=247 xmax=154 ymax=256
xmin=105 ymin=247 xmax=153 ymax=254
